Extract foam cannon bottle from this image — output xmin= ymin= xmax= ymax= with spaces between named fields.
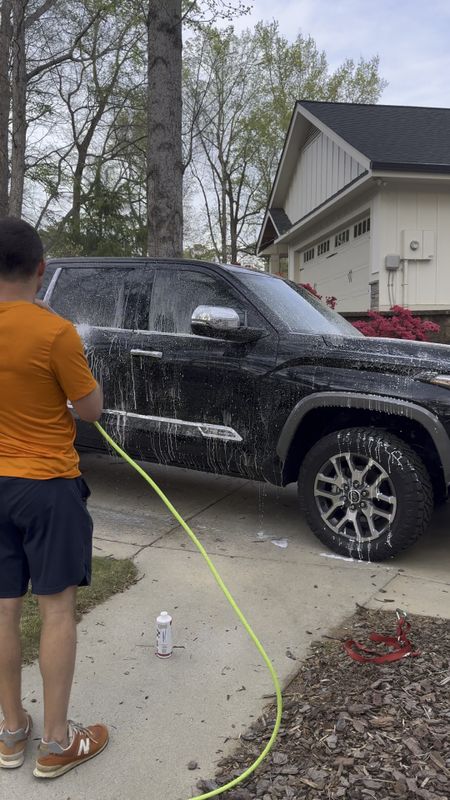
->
xmin=156 ymin=611 xmax=173 ymax=658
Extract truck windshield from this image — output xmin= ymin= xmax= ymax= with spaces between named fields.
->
xmin=236 ymin=272 xmax=363 ymax=337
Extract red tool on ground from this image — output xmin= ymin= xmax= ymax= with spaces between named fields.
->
xmin=343 ymin=609 xmax=420 ymax=664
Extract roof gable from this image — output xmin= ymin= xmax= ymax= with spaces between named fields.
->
xmin=257 ymin=100 xmax=450 ymax=254
xmin=299 ymin=101 xmax=450 ymax=171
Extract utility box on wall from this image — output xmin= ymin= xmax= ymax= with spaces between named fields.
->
xmin=401 ymin=230 xmax=435 ymax=260
xmin=385 ymin=254 xmax=401 ymax=270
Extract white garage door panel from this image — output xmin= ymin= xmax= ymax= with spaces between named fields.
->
xmin=300 ymin=235 xmax=370 ymax=312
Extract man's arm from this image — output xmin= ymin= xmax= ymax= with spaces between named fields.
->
xmin=50 ymin=323 xmax=102 ymax=420
xmin=72 ymin=384 xmax=103 ymax=422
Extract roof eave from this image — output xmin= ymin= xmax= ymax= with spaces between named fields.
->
xmin=372 ymin=161 xmax=450 ymax=174
xmin=256 ymin=209 xmax=271 ymax=254
xmin=268 ymin=170 xmax=373 ymax=248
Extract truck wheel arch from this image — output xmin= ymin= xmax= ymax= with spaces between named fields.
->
xmin=278 ymin=392 xmax=450 ymax=493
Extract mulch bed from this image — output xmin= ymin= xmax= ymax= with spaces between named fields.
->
xmin=195 ymin=607 xmax=450 ymax=800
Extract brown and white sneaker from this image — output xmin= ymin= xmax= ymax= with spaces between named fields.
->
xmin=0 ymin=712 xmax=33 ymax=768
xmin=33 ymin=720 xmax=109 ymax=778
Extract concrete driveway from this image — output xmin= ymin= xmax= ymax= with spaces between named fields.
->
xmin=4 ymin=452 xmax=450 ymax=800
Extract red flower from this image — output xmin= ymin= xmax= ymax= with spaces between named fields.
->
xmin=353 ymin=307 xmax=440 ymax=341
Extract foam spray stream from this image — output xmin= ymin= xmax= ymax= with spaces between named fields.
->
xmin=93 ymin=421 xmax=283 ymax=800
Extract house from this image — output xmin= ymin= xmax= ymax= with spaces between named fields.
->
xmin=257 ymin=101 xmax=450 ymax=312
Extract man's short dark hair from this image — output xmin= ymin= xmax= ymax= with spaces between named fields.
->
xmin=0 ymin=217 xmax=44 ymax=281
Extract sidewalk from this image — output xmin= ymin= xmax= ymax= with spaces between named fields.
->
xmin=2 ymin=454 xmax=449 ymax=800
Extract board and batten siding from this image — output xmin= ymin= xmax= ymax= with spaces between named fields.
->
xmin=377 ymin=185 xmax=450 ymax=310
xmin=284 ymin=130 xmax=366 ymax=224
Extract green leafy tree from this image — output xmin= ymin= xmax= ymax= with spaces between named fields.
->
xmin=185 ymin=21 xmax=387 ymax=262
xmin=44 ymin=170 xmax=146 ymax=256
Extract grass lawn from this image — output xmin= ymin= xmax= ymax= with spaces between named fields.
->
xmin=21 ymin=556 xmax=138 ymax=664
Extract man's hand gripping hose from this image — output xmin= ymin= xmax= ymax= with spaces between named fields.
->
xmin=94 ymin=421 xmax=283 ymax=800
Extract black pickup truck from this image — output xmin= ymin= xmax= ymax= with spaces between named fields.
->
xmin=41 ymin=257 xmax=450 ymax=561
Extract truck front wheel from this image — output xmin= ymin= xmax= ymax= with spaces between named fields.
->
xmin=298 ymin=427 xmax=433 ymax=561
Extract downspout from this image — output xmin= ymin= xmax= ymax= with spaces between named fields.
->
xmin=402 ymin=258 xmax=409 ymax=307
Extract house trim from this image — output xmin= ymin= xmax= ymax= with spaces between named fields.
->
xmin=260 ymin=171 xmax=372 ymax=252
xmin=296 ymin=103 xmax=372 ymax=173
xmin=257 ymin=102 xmax=372 ymax=254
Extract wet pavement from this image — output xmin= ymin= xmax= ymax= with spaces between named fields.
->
xmin=4 ymin=452 xmax=450 ymax=800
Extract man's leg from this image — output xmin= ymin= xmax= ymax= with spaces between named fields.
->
xmin=0 ymin=597 xmax=27 ymax=732
xmin=37 ymin=587 xmax=77 ymax=746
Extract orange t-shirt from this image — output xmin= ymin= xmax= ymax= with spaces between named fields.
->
xmin=0 ymin=301 xmax=97 ymax=479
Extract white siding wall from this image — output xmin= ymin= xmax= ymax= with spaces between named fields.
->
xmin=284 ymin=131 xmax=366 ymax=224
xmin=377 ymin=185 xmax=450 ymax=309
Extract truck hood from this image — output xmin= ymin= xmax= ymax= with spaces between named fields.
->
xmin=283 ymin=334 xmax=450 ymax=376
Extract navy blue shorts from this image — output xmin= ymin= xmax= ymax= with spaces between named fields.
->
xmin=0 ymin=476 xmax=93 ymax=597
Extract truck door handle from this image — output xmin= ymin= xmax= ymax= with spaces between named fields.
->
xmin=130 ymin=349 xmax=163 ymax=359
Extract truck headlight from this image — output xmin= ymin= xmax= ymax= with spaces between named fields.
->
xmin=421 ymin=374 xmax=450 ymax=389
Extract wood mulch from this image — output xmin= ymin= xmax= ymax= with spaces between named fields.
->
xmin=195 ymin=607 xmax=450 ymax=800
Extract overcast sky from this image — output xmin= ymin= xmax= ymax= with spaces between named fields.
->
xmin=231 ymin=0 xmax=450 ymax=107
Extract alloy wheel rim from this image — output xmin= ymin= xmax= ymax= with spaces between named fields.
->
xmin=313 ymin=451 xmax=397 ymax=543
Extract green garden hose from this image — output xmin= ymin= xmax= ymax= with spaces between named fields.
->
xmin=93 ymin=421 xmax=283 ymax=800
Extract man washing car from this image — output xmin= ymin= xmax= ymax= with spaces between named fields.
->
xmin=0 ymin=217 xmax=108 ymax=777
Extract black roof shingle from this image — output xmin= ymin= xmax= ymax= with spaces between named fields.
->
xmin=299 ymin=101 xmax=450 ymax=172
xmin=269 ymin=208 xmax=292 ymax=235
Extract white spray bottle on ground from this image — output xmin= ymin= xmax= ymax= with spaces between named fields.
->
xmin=156 ymin=611 xmax=173 ymax=658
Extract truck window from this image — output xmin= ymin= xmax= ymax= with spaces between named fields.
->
xmin=50 ymin=266 xmax=153 ymax=330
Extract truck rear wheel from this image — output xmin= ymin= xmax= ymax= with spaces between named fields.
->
xmin=298 ymin=427 xmax=433 ymax=561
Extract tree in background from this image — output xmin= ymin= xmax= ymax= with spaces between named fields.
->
xmin=41 ymin=2 xmax=144 ymax=254
xmin=0 ymin=0 xmax=102 ymax=218
xmin=146 ymin=0 xmax=183 ymax=257
xmin=0 ymin=2 xmax=386 ymax=260
xmin=145 ymin=0 xmax=251 ymax=257
xmin=185 ymin=21 xmax=386 ymax=262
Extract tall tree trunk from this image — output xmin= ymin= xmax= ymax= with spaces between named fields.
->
xmin=71 ymin=158 xmax=85 ymax=241
xmin=220 ymin=178 xmax=227 ymax=261
xmin=9 ymin=0 xmax=27 ymax=217
xmin=0 ymin=0 xmax=12 ymax=217
xmin=230 ymin=210 xmax=238 ymax=264
xmin=146 ymin=0 xmax=183 ymax=257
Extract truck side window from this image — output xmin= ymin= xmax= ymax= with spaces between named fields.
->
xmin=50 ymin=267 xmax=147 ymax=329
xmin=149 ymin=269 xmax=257 ymax=334
xmin=122 ymin=269 xmax=154 ymax=331
xmin=50 ymin=268 xmax=121 ymax=327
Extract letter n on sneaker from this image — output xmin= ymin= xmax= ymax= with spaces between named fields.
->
xmin=33 ymin=721 xmax=108 ymax=779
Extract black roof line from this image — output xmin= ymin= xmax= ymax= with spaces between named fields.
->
xmin=298 ymin=99 xmax=450 ymax=112
xmin=372 ymin=161 xmax=450 ymax=173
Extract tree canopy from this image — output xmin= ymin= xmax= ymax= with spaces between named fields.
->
xmin=0 ymin=1 xmax=386 ymax=260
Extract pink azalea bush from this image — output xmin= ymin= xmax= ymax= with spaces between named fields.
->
xmin=352 ymin=305 xmax=440 ymax=341
xmin=300 ymin=282 xmax=337 ymax=310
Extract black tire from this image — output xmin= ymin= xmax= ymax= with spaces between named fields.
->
xmin=298 ymin=427 xmax=433 ymax=561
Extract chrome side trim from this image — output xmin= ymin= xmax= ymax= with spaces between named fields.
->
xmin=102 ymin=409 xmax=242 ymax=442
xmin=131 ymin=349 xmax=163 ymax=358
